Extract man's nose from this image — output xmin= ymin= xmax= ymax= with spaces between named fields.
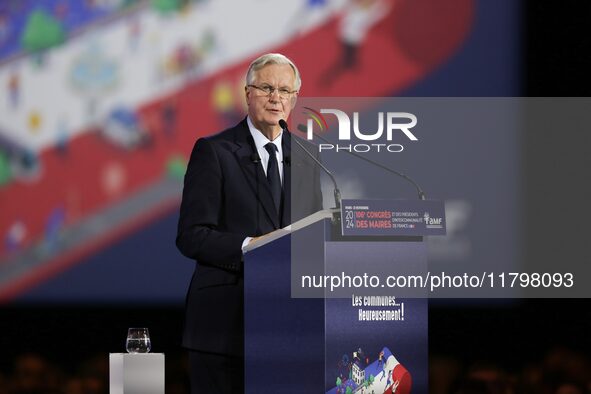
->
xmin=268 ymin=89 xmax=281 ymax=102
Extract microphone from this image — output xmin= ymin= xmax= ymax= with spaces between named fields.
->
xmin=296 ymin=124 xmax=426 ymax=200
xmin=279 ymin=119 xmax=341 ymax=209
xmin=283 ymin=156 xmax=291 ymax=166
xmin=250 ymin=152 xmax=261 ymax=163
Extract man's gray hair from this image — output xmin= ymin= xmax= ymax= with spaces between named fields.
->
xmin=246 ymin=53 xmax=302 ymax=91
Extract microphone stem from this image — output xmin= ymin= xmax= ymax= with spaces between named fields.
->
xmin=280 ymin=119 xmax=341 ymax=209
xmin=292 ymin=137 xmax=341 ymax=209
xmin=311 ymin=131 xmax=426 ymax=200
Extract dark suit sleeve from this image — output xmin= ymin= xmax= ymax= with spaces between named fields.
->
xmin=176 ymin=138 xmax=245 ymax=270
xmin=312 ymin=149 xmax=324 ymax=212
xmin=300 ymin=136 xmax=324 ymax=213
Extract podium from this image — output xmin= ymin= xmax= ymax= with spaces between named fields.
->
xmin=244 ymin=202 xmax=442 ymax=393
xmin=109 ymin=353 xmax=164 ymax=394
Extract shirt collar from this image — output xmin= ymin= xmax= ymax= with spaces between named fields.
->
xmin=247 ymin=116 xmax=283 ymax=152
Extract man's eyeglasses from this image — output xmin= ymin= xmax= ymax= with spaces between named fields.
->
xmin=248 ymin=84 xmax=297 ymax=100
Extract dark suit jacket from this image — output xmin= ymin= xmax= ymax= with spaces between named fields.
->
xmin=176 ymin=118 xmax=322 ymax=356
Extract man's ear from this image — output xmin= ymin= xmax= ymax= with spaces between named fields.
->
xmin=245 ymin=86 xmax=251 ymax=105
xmin=290 ymin=94 xmax=298 ymax=109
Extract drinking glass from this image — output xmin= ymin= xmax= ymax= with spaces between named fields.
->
xmin=126 ymin=328 xmax=151 ymax=353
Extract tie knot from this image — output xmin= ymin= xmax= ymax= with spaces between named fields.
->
xmin=264 ymin=142 xmax=278 ymax=154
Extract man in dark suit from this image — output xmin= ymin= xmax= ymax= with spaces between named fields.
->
xmin=176 ymin=53 xmax=323 ymax=394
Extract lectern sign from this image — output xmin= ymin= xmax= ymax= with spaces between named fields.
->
xmin=341 ymin=199 xmax=446 ymax=236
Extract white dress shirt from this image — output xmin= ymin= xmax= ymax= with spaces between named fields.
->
xmin=247 ymin=116 xmax=284 ymax=184
xmin=242 ymin=117 xmax=285 ymax=251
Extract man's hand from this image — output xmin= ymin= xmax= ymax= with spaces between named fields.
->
xmin=249 ymin=231 xmax=277 ymax=245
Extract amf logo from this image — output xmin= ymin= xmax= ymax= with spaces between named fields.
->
xmin=424 ymin=212 xmax=443 ymax=229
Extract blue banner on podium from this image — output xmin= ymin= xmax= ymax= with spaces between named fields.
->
xmin=341 ymin=199 xmax=446 ymax=237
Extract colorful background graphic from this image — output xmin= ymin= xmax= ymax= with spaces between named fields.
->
xmin=0 ymin=0 xmax=486 ymax=301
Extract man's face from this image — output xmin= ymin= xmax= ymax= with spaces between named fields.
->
xmin=245 ymin=63 xmax=297 ymax=137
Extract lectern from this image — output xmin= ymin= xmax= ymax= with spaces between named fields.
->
xmin=244 ymin=201 xmax=444 ymax=393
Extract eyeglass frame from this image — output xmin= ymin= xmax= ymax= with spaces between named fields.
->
xmin=247 ymin=84 xmax=298 ymax=100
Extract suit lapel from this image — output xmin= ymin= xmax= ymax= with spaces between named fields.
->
xmin=232 ymin=120 xmax=280 ymax=229
xmin=281 ymin=132 xmax=291 ymax=227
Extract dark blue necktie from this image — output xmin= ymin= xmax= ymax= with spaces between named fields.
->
xmin=264 ymin=142 xmax=282 ymax=213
